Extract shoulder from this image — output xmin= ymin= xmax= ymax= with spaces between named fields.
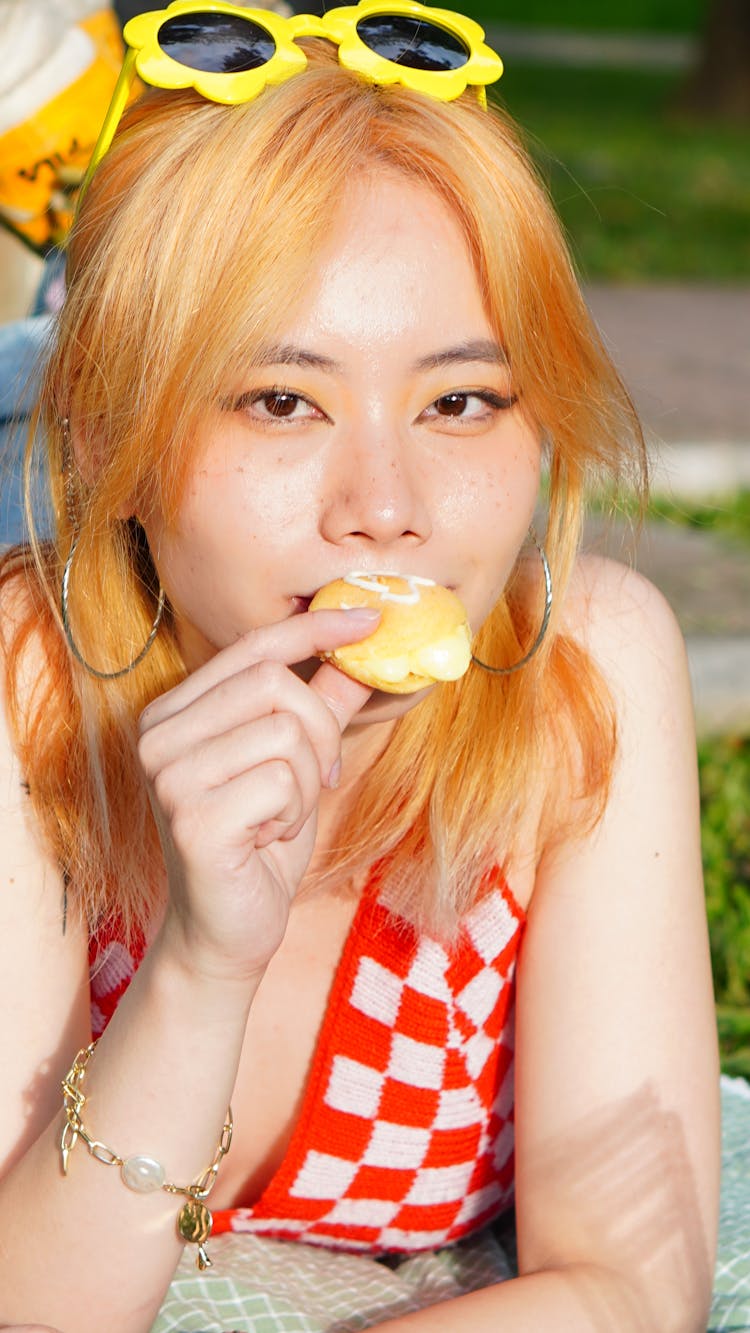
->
xmin=563 ymin=550 xmax=684 ymax=660
xmin=0 ymin=551 xmax=60 ymax=874
xmin=559 ymin=551 xmax=690 ymax=723
xmin=501 ymin=553 xmax=690 ymax=902
xmin=538 ymin=551 xmax=700 ymax=878
xmin=0 ymin=545 xmax=58 ymax=721
xmin=526 ymin=551 xmax=695 ymax=863
xmin=0 ymin=549 xmax=67 ymax=909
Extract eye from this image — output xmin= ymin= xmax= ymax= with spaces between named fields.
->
xmin=225 ymin=388 xmax=324 ymax=424
xmin=423 ymin=389 xmax=518 ymax=425
xmin=437 ymin=392 xmax=477 ymax=417
xmin=249 ymin=390 xmax=318 ymax=421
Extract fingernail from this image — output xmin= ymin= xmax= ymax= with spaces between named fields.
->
xmin=343 ymin=608 xmax=380 ymax=623
xmin=328 ymin=758 xmax=342 ymax=789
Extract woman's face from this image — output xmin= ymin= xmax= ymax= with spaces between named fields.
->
xmin=142 ymin=168 xmax=541 ymax=721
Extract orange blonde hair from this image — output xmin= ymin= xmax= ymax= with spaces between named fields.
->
xmin=0 ymin=41 xmax=645 ymax=940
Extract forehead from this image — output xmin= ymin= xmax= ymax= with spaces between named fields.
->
xmin=265 ymin=169 xmax=493 ymax=356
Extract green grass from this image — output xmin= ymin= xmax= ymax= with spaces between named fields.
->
xmin=625 ymin=493 xmax=750 ymax=1075
xmin=596 ymin=489 xmax=750 ymax=546
xmin=700 ymin=736 xmax=750 ymax=1078
xmin=465 ymin=0 xmax=705 ymax=32
xmin=488 ymin=65 xmax=750 ymax=280
xmin=646 ymin=492 xmax=750 ymax=546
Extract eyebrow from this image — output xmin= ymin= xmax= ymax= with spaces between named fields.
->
xmin=412 ymin=339 xmax=509 ymax=371
xmin=254 ymin=338 xmax=508 ymax=374
xmin=255 ymin=345 xmax=342 ymax=371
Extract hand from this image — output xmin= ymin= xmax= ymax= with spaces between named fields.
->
xmin=137 ymin=609 xmax=378 ymax=983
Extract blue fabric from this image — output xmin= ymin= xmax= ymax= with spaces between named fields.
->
xmin=0 ymin=313 xmax=53 ymax=546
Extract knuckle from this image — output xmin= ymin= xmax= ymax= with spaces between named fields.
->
xmin=137 ymin=698 xmax=154 ymax=732
xmin=251 ymin=658 xmax=286 ymax=695
xmin=136 ymin=727 xmax=159 ymax=776
xmin=138 ymin=700 xmax=154 ymax=731
xmin=170 ymin=805 xmax=200 ymax=851
xmin=151 ymin=764 xmax=179 ymax=814
xmin=272 ymin=710 xmax=305 ymax=752
xmin=269 ymin=758 xmax=297 ymax=801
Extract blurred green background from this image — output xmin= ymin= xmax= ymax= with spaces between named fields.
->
xmin=459 ymin=0 xmax=750 ymax=281
xmin=467 ymin=0 xmax=703 ymax=30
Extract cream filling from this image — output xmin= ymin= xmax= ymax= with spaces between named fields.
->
xmin=414 ymin=627 xmax=472 ymax=680
xmin=343 ymin=571 xmax=436 ymax=606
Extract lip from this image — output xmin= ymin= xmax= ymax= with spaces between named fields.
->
xmin=291 ymin=575 xmax=456 ymax=614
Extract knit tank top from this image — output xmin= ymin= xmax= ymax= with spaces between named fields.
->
xmin=89 ymin=864 xmax=525 ymax=1255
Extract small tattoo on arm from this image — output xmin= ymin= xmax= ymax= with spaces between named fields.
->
xmin=62 ymin=870 xmax=70 ymax=936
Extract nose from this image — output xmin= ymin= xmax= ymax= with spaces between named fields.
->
xmin=319 ymin=416 xmax=432 ymax=549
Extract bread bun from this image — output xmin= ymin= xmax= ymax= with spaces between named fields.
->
xmin=310 ymin=572 xmax=472 ymax=693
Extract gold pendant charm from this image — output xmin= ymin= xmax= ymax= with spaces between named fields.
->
xmin=60 ymin=1118 xmax=78 ymax=1175
xmin=178 ymin=1198 xmax=213 ymax=1269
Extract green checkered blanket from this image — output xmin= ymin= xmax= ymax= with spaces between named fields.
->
xmin=151 ymin=1076 xmax=750 ymax=1333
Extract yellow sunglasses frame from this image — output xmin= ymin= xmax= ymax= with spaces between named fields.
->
xmin=81 ymin=0 xmax=503 ymax=195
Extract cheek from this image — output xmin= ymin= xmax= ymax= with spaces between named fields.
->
xmin=442 ymin=424 xmax=541 ymax=535
xmin=450 ymin=427 xmax=542 ymax=617
xmin=141 ymin=460 xmax=320 ymax=645
xmin=140 ymin=481 xmax=254 ymax=634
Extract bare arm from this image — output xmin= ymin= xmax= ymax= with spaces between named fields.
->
xmin=0 ymin=608 xmax=375 ymax=1332
xmin=371 ymin=562 xmax=720 ymax=1332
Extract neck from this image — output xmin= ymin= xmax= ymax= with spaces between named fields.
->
xmin=332 ymin=712 xmax=396 ymax=799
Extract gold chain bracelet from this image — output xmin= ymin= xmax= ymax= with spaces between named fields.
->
xmin=60 ymin=1042 xmax=233 ymax=1270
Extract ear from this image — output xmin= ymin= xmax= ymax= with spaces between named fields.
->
xmin=63 ymin=414 xmax=135 ymax=521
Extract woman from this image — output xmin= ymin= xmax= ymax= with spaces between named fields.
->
xmin=0 ymin=4 xmax=719 ymax=1329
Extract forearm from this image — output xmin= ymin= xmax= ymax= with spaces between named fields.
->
xmin=370 ymin=1263 xmax=672 ymax=1333
xmin=0 ymin=934 xmax=258 ymax=1333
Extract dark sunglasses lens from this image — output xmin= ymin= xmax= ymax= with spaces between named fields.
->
xmin=157 ymin=13 xmax=276 ymax=73
xmin=356 ymin=15 xmax=469 ymax=71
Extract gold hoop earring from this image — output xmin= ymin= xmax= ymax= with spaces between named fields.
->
xmin=59 ymin=417 xmax=165 ymax=679
xmin=61 ymin=536 xmax=166 ymax=680
xmin=471 ymin=530 xmax=552 ymax=676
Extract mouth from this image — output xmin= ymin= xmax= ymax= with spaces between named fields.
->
xmin=290 ymin=578 xmax=460 ymax=618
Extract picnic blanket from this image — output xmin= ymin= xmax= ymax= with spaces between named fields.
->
xmin=151 ymin=1075 xmax=750 ymax=1333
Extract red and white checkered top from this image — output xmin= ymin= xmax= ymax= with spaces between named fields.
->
xmin=89 ymin=863 xmax=524 ymax=1255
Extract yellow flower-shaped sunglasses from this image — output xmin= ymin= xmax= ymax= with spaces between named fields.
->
xmin=82 ymin=0 xmax=503 ymax=194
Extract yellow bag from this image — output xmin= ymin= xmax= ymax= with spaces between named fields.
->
xmin=0 ymin=6 xmax=123 ymax=253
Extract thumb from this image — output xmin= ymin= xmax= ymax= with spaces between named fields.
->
xmin=309 ymin=661 xmax=373 ymax=734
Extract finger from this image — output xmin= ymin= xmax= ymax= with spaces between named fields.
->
xmin=254 ymin=803 xmax=318 ymax=849
xmin=168 ymin=759 xmax=307 ymax=867
xmin=139 ymin=659 xmax=347 ymax=787
xmin=308 ymin=660 xmax=374 ymax=735
xmin=141 ymin=608 xmax=380 ymax=729
xmin=150 ymin=712 xmax=321 ymax=836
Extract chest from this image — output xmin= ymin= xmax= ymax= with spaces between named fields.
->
xmin=212 ymin=873 xmax=525 ymax=1215
xmin=214 ymin=890 xmax=360 ymax=1205
xmin=89 ymin=867 xmax=528 ymax=1233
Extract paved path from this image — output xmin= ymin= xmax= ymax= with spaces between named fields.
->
xmin=583 ymin=515 xmax=750 ymax=733
xmin=580 ymin=284 xmax=750 ymax=734
xmin=583 ymin=516 xmax=750 ymax=735
xmin=585 ymin=285 xmax=749 ymax=447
